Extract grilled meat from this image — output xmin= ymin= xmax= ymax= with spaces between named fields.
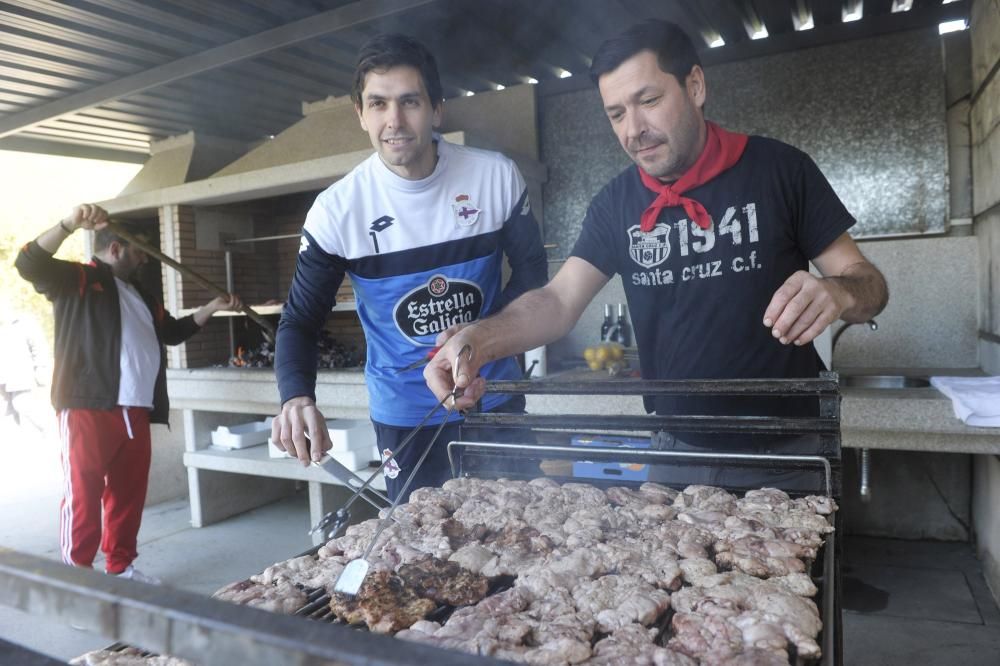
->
xmin=572 ymin=574 xmax=671 ymax=632
xmin=589 ymin=624 xmax=697 ymax=666
xmin=668 ymin=612 xmax=744 ymax=662
xmin=448 ymin=543 xmax=498 ymax=574
xmin=398 ymin=556 xmax=490 ymax=606
xmin=224 ymin=479 xmax=835 ymax=664
xmin=70 ymin=648 xmax=194 ymax=666
xmin=638 ymin=481 xmax=680 ymax=504
xmin=329 ymin=570 xmax=436 ymax=633
xmin=714 ymin=535 xmax=809 ymax=578
xmin=211 ymin=578 xmax=307 ymax=615
xmin=494 ymin=637 xmax=593 ymax=665
xmin=250 ymin=553 xmax=348 ymax=593
xmin=673 ymin=485 xmax=739 ymax=512
xmin=717 ymin=647 xmax=794 ymax=666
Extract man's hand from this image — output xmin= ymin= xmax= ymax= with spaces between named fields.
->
xmin=763 ymin=271 xmax=852 ymax=346
xmin=38 ymin=203 xmax=110 ymax=253
xmin=193 ymin=293 xmax=242 ymax=327
xmin=271 ymin=396 xmax=332 ymax=465
xmin=64 ymin=204 xmax=110 ymax=232
xmin=424 ymin=328 xmax=486 ymax=411
xmin=434 ymin=322 xmax=471 ymax=347
xmin=208 ymin=293 xmax=242 ymax=313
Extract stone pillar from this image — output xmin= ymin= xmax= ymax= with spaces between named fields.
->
xmin=159 ymin=204 xmax=187 ymax=369
xmin=943 ymin=30 xmax=973 ymax=228
xmin=970 ymin=0 xmax=1000 ymax=610
xmin=970 ymin=0 xmax=1000 ymax=372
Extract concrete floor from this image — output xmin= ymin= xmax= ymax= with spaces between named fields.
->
xmin=842 ymin=537 xmax=1000 ymax=665
xmin=1 ymin=416 xmax=998 ymax=665
xmin=0 ymin=416 xmax=316 ymax=663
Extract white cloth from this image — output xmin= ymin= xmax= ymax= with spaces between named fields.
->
xmin=115 ymin=278 xmax=159 ymax=408
xmin=930 ymin=376 xmax=1000 ymax=427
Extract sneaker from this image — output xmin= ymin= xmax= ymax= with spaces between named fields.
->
xmin=111 ymin=565 xmax=161 ymax=585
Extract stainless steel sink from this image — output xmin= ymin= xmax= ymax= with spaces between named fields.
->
xmin=839 ymin=375 xmax=930 ymax=389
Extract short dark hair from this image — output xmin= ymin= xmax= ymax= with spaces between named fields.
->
xmin=93 ymin=222 xmax=148 ymax=253
xmin=351 ymin=33 xmax=443 ymax=108
xmin=589 ymin=19 xmax=702 ymax=86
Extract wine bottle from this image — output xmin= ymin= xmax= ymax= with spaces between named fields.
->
xmin=614 ymin=303 xmax=632 ymax=347
xmin=600 ymin=304 xmax=613 ymax=341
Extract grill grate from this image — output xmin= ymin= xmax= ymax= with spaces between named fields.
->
xmin=282 ymin=534 xmax=832 ymax=666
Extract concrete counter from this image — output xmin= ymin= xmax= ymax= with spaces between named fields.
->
xmin=838 ymin=367 xmax=1000 ymax=455
xmin=167 ymin=367 xmax=369 ymax=420
xmin=168 ymin=366 xmax=1000 ymax=454
xmin=165 ymin=366 xmax=998 ymax=548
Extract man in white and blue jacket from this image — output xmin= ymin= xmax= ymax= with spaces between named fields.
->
xmin=271 ymin=33 xmax=547 ymax=502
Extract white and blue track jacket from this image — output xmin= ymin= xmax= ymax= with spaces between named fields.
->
xmin=276 ymin=138 xmax=547 ymax=426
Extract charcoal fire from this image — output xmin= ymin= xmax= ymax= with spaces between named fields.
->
xmin=228 ymin=331 xmax=363 ymax=369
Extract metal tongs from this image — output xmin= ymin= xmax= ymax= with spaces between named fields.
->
xmin=331 ymin=346 xmax=471 ymax=596
xmin=307 ymin=449 xmax=393 ymax=538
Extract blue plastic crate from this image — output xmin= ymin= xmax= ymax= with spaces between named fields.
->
xmin=571 ymin=435 xmax=652 ymax=482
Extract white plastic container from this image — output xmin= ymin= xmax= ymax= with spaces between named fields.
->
xmin=267 ymin=419 xmax=377 ymax=460
xmin=211 ymin=421 xmax=270 ymax=450
xmin=328 ymin=419 xmax=376 ymax=452
xmin=329 ymin=446 xmax=379 ymax=470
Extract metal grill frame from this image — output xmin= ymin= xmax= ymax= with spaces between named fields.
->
xmin=459 ymin=373 xmax=843 ymax=497
xmin=449 ymin=372 xmax=843 ymax=666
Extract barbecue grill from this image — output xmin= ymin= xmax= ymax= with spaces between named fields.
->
xmin=0 ymin=373 xmax=843 ymax=666
xmin=449 ymin=373 xmax=843 ymax=666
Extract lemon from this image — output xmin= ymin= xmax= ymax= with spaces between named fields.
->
xmin=587 ymin=359 xmax=604 ymax=371
xmin=594 ymin=346 xmax=610 ymax=364
xmin=583 ymin=347 xmax=597 ymax=362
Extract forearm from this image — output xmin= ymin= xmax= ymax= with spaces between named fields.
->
xmin=826 ymin=261 xmax=888 ymax=322
xmin=35 ymin=221 xmax=74 ymax=254
xmin=192 ymin=304 xmax=217 ymax=327
xmin=275 ymin=318 xmax=320 ymax=405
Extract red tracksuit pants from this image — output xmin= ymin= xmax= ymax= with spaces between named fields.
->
xmin=58 ymin=407 xmax=151 ymax=574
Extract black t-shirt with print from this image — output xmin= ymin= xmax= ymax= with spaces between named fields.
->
xmin=571 ymin=136 xmax=855 ymax=420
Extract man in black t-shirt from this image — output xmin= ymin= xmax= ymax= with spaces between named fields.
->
xmin=425 ymin=21 xmax=887 ymax=469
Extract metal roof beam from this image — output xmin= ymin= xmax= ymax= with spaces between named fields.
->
xmin=0 ymin=0 xmax=434 ymax=139
xmin=700 ymin=0 xmax=969 ymax=67
xmin=0 ymin=135 xmax=148 ymax=163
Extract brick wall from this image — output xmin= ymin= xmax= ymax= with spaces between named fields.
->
xmin=157 ymin=194 xmax=365 ymax=369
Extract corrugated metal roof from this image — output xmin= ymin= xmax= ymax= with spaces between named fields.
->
xmin=0 ymin=0 xmax=969 ymax=162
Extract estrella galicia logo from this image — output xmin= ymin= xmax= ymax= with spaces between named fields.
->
xmin=394 ymin=274 xmax=483 ymax=343
xmin=428 ymin=275 xmax=448 ymax=297
xmin=628 ymin=223 xmax=671 ymax=268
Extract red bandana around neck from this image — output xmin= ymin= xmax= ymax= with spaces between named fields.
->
xmin=638 ymin=121 xmax=748 ymax=232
